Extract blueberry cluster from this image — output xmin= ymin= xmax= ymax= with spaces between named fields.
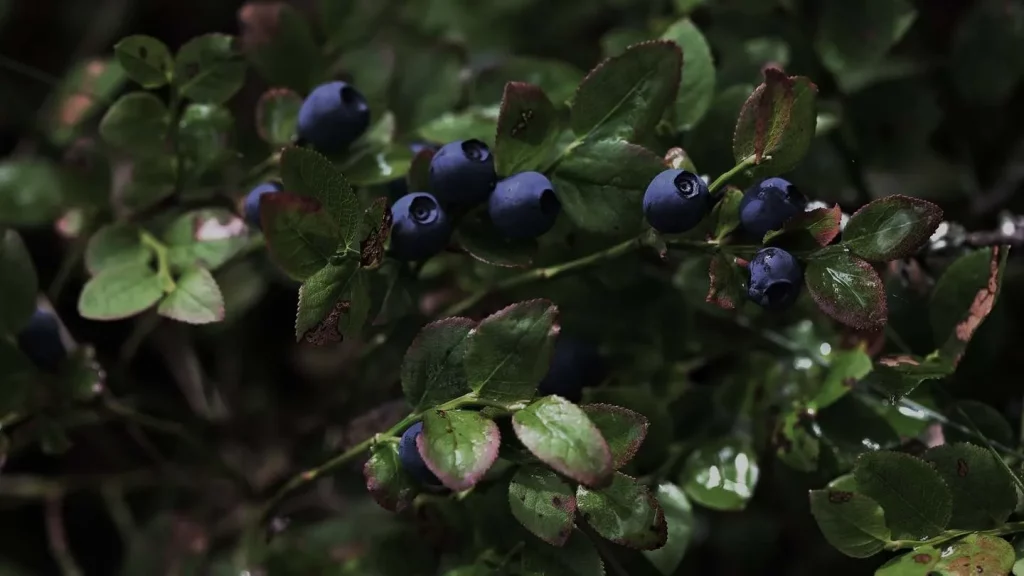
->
xmin=389 ymin=140 xmax=562 ymax=261
xmin=16 ymin=308 xmax=67 ymax=373
xmin=641 ymin=170 xmax=806 ymax=311
xmin=396 ymin=334 xmax=603 ymax=486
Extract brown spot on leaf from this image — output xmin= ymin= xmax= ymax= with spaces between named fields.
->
xmin=956 ymin=458 xmax=969 ymax=477
xmin=58 ymin=59 xmax=107 ymax=129
xmin=510 ymin=108 xmax=534 ymax=137
xmin=551 ymin=496 xmax=561 ymax=507
xmin=360 ymin=197 xmax=392 ymax=268
xmin=913 ymin=553 xmax=933 ymax=564
xmin=828 ymin=491 xmax=853 ymax=503
xmin=302 ymin=300 xmax=350 ymax=346
xmin=238 ymin=1 xmax=283 ymax=51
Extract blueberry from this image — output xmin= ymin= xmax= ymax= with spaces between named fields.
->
xmin=642 ymin=169 xmax=711 ymax=234
xmin=389 ymin=192 xmax=452 ymax=261
xmin=297 ymin=81 xmax=371 ymax=154
xmin=748 ymin=247 xmax=803 ymax=310
xmin=739 ymin=177 xmax=807 ymax=239
xmin=537 ymin=336 xmax=606 ymax=403
xmin=387 ymin=142 xmax=438 ymax=199
xmin=398 ymin=422 xmax=442 ymax=486
xmin=488 ymin=172 xmax=561 ymax=239
xmin=16 ymin=308 xmax=66 ymax=372
xmin=428 ymin=140 xmax=496 ymax=208
xmin=243 ymin=182 xmax=283 ymax=231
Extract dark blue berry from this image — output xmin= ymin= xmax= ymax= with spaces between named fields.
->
xmin=17 ymin=308 xmax=66 ymax=373
xmin=243 ymin=182 xmax=283 ymax=231
xmin=488 ymin=171 xmax=561 ymax=239
xmin=297 ymin=81 xmax=370 ymax=154
xmin=428 ymin=140 xmax=496 ymax=208
xmin=389 ymin=192 xmax=452 ymax=261
xmin=739 ymin=177 xmax=807 ymax=239
xmin=398 ymin=422 xmax=441 ymax=486
xmin=538 ymin=336 xmax=606 ymax=403
xmin=387 ymin=142 xmax=438 ymax=199
xmin=642 ymin=169 xmax=711 ymax=234
xmin=748 ymin=247 xmax=803 ymax=310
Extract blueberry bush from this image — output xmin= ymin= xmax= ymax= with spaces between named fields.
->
xmin=2 ymin=1 xmax=1024 ymax=574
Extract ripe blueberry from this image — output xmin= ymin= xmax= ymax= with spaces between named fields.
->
xmin=739 ymin=177 xmax=807 ymax=239
xmin=297 ymin=81 xmax=371 ymax=154
xmin=538 ymin=336 xmax=606 ymax=403
xmin=243 ymin=182 xmax=283 ymax=231
xmin=17 ymin=308 xmax=66 ymax=372
xmin=398 ymin=422 xmax=441 ymax=486
xmin=428 ymin=140 xmax=496 ymax=208
xmin=747 ymin=247 xmax=803 ymax=310
xmin=389 ymin=192 xmax=452 ymax=261
xmin=642 ymin=169 xmax=711 ymax=234
xmin=388 ymin=142 xmax=438 ymax=199
xmin=488 ymin=171 xmax=561 ymax=239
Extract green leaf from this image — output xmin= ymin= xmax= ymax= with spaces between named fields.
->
xmin=494 ymin=82 xmax=560 ymax=176
xmin=294 ymin=260 xmax=359 ymax=343
xmin=805 ymin=251 xmax=887 ymax=331
xmin=660 ymin=18 xmax=716 ymax=131
xmin=577 ymin=472 xmax=667 ymax=550
xmin=581 ymin=404 xmax=649 ymax=470
xmin=121 ymin=156 xmax=177 ymax=212
xmin=417 ymin=105 xmax=500 ymax=148
xmin=764 ymin=205 xmax=843 ymax=250
xmin=0 ymin=339 xmax=34 ymax=413
xmin=163 ymin=209 xmax=248 ymax=272
xmin=868 ymin=355 xmax=953 ymax=400
xmin=77 ymin=262 xmax=165 ymax=321
xmin=472 ymin=57 xmax=584 ymax=107
xmin=419 ymin=409 xmax=500 ymax=492
xmin=363 ymin=442 xmax=417 ymax=513
xmin=508 ymin=465 xmax=577 ymax=546
xmin=552 ymin=139 xmax=665 ymax=236
xmin=922 ymin=443 xmax=1017 ymax=531
xmin=0 ymin=158 xmax=65 ymax=226
xmin=709 ymin=186 xmax=743 ymax=241
xmin=174 ymin=33 xmax=246 ymax=104
xmin=571 ymin=40 xmax=682 ymax=143
xmin=679 ymin=437 xmax=759 ymax=511
xmin=930 ymin=246 xmax=1009 ymax=366
xmin=336 ymin=268 xmax=371 ymax=340
xmin=255 ymin=88 xmax=301 ymax=147
xmin=642 ymin=483 xmax=694 ymax=575
xmin=401 ymin=317 xmax=475 ymax=411
xmin=341 ymin=143 xmax=413 ymax=187
xmin=815 ymin=0 xmax=918 ymax=90
xmin=945 ymin=400 xmax=1015 ymax=448
xmin=705 ymin=252 xmax=746 ymax=310
xmin=520 ymin=530 xmax=604 ymax=576
xmin=394 ymin=44 xmax=463 ymax=129
xmin=811 ymin=347 xmax=873 ymax=409
xmin=98 ymin=92 xmax=169 ymax=156
xmin=809 ymin=487 xmax=889 ymax=558
xmin=774 ymin=410 xmax=820 ymax=472
xmin=853 ymin=451 xmax=952 ymax=539
xmin=732 ymin=70 xmax=818 ymax=178
xmin=454 ymin=205 xmax=536 ymax=268
xmin=878 ymin=534 xmax=1015 ymax=576
xmin=279 ymin=147 xmax=360 ymax=248
xmin=464 ymin=299 xmax=559 ymax=404
xmin=114 ymin=35 xmax=173 ymax=88
xmin=513 ymin=395 xmax=613 ymax=487
xmin=177 ymin=103 xmax=234 ymax=177
xmin=842 ymin=195 xmax=943 ymax=261
xmin=0 ymin=230 xmax=38 ymax=335
xmin=260 ymin=192 xmax=339 ymax=281
xmin=56 ymin=345 xmax=104 ymax=402
xmin=240 ymin=2 xmax=322 ymax=93
xmin=157 ymin=267 xmax=224 ymax=324
xmin=44 ymin=58 xmax=128 ymax=147
xmin=85 ymin=223 xmax=149 ymax=275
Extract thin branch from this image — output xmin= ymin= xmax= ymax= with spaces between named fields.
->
xmin=44 ymin=497 xmax=84 ymax=576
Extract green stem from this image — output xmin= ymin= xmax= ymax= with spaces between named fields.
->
xmin=885 ymin=521 xmax=1024 ymax=551
xmin=44 ymin=497 xmax=84 ymax=576
xmin=708 ymin=154 xmax=762 ymax=194
xmin=441 ymin=236 xmax=643 ymax=317
xmin=48 ymin=226 xmax=93 ymax=302
xmin=140 ymin=230 xmax=176 ymax=292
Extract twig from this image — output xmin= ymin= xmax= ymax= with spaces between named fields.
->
xmin=44 ymin=497 xmax=84 ymax=576
xmin=578 ymin=523 xmax=629 ymax=576
xmin=0 ymin=471 xmax=157 ymax=499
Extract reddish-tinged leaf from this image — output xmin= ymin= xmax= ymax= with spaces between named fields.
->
xmin=508 ymin=465 xmax=577 ymax=546
xmin=364 ymin=442 xmax=417 ymax=513
xmin=805 ymin=252 xmax=887 ymax=330
xmin=577 ymin=472 xmax=668 ymax=550
xmin=255 ymin=87 xmax=301 ymax=147
xmin=706 ymin=253 xmax=746 ymax=310
xmin=359 ymin=197 xmax=392 ymax=268
xmin=931 ymin=246 xmax=1009 ymax=366
xmin=843 ymin=195 xmax=943 ymax=261
xmin=260 ymin=191 xmax=339 ymax=280
xmin=494 ymin=82 xmax=559 ymax=175
xmin=418 ymin=409 xmax=501 ymax=491
xmin=764 ymin=205 xmax=842 ymax=248
xmin=733 ymin=69 xmax=818 ymax=177
xmin=581 ymin=404 xmax=649 ymax=470
xmin=513 ymin=395 xmax=614 ymax=488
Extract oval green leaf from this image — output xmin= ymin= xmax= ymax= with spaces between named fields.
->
xmin=842 ymin=195 xmax=943 ymax=261
xmin=508 ymin=465 xmax=577 ymax=546
xmin=98 ymin=92 xmax=170 ymax=156
xmin=114 ymin=35 xmax=173 ymax=88
xmin=495 ymin=82 xmax=559 ymax=176
xmin=577 ymin=472 xmax=667 ymax=550
xmin=255 ymin=88 xmax=301 ymax=147
xmin=805 ymin=251 xmax=887 ymax=330
xmin=930 ymin=246 xmax=1008 ymax=366
xmin=642 ymin=483 xmax=694 ymax=574
xmin=679 ymin=437 xmax=759 ymax=511
xmin=77 ymin=262 xmax=165 ymax=321
xmin=85 ymin=223 xmax=150 ymax=275
xmin=0 ymin=230 xmax=39 ymax=334
xmin=512 ymin=395 xmax=613 ymax=488
xmin=157 ymin=267 xmax=224 ymax=324
xmin=401 ymin=317 xmax=475 ymax=411
xmin=260 ymin=192 xmax=340 ymax=281
xmin=581 ymin=404 xmax=649 ymax=470
xmin=922 ymin=442 xmax=1017 ymax=531
xmin=660 ymin=18 xmax=715 ymax=131
xmin=853 ymin=451 xmax=952 ymax=539
xmin=732 ymin=70 xmax=818 ymax=178
xmin=363 ymin=442 xmax=417 ymax=513
xmin=174 ymin=33 xmax=246 ymax=104
xmin=809 ymin=487 xmax=889 ymax=558
xmin=418 ymin=409 xmax=500 ymax=492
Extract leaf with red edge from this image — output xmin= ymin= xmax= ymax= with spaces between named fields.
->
xmin=764 ymin=205 xmax=843 ymax=250
xmin=513 ymin=395 xmax=614 ymax=488
xmin=364 ymin=442 xmax=417 ymax=513
xmin=401 ymin=317 xmax=475 ymax=411
xmin=255 ymin=87 xmax=301 ymax=147
xmin=733 ymin=69 xmax=818 ymax=178
xmin=930 ymin=246 xmax=1009 ymax=367
xmin=577 ymin=472 xmax=668 ymax=550
xmin=571 ymin=40 xmax=683 ymax=143
xmin=706 ymin=252 xmax=746 ymax=310
xmin=805 ymin=251 xmax=887 ymax=330
xmin=842 ymin=195 xmax=943 ymax=261
xmin=582 ymin=404 xmax=649 ymax=470
xmin=508 ymin=465 xmax=577 ymax=546
xmin=494 ymin=82 xmax=559 ymax=176
xmin=260 ymin=191 xmax=339 ymax=280
xmin=418 ymin=409 xmax=500 ymax=492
